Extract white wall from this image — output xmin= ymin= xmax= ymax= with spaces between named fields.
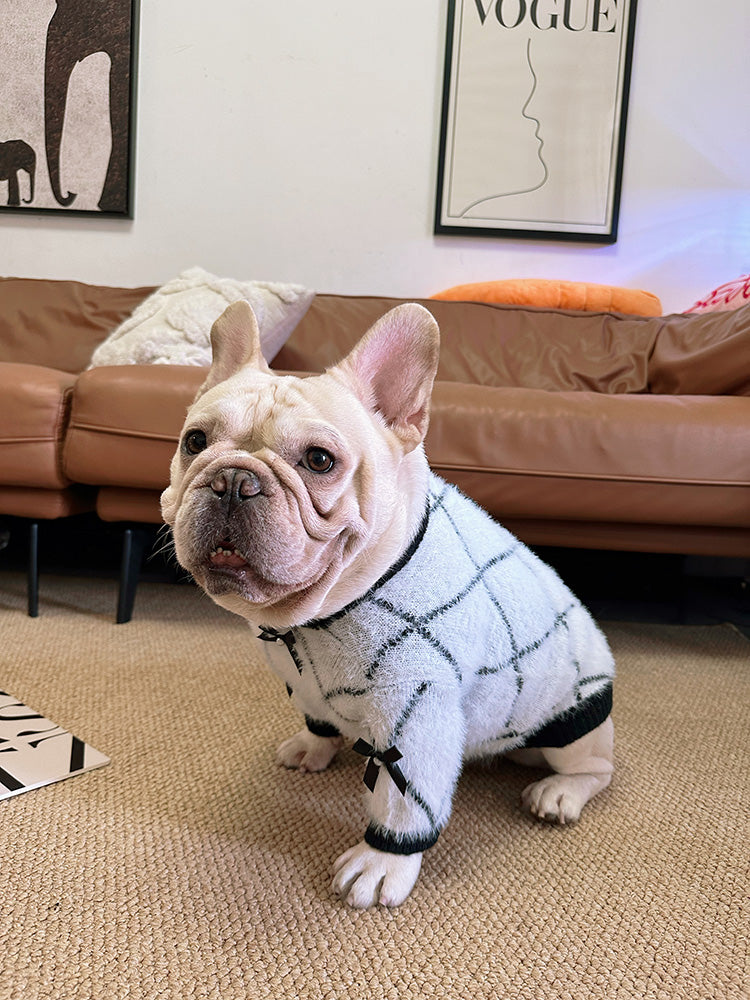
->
xmin=1 ymin=1 xmax=748 ymax=314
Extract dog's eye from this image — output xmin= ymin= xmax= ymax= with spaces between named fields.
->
xmin=183 ymin=429 xmax=208 ymax=455
xmin=302 ymin=448 xmax=335 ymax=474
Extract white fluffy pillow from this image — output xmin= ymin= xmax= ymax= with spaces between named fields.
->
xmin=88 ymin=267 xmax=315 ymax=367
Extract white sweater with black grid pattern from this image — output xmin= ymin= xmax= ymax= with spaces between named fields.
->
xmin=260 ymin=475 xmax=614 ymax=855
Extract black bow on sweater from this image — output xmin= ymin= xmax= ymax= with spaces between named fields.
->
xmin=257 ymin=627 xmax=303 ymax=674
xmin=352 ymin=739 xmax=407 ymax=796
xmin=258 ymin=626 xmax=296 ymax=652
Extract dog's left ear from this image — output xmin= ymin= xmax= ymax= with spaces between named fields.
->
xmin=332 ymin=304 xmax=440 ymax=451
xmin=196 ymin=301 xmax=270 ymax=399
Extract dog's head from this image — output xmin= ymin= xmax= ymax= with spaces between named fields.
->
xmin=161 ymin=300 xmax=440 ymax=627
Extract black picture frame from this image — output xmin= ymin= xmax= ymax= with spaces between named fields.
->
xmin=0 ymin=0 xmax=139 ymax=219
xmin=434 ymin=0 xmax=638 ymax=243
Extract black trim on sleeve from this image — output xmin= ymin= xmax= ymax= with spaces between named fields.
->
xmin=304 ymin=716 xmax=341 ymax=739
xmin=364 ymin=824 xmax=439 ymax=856
xmin=521 ymin=682 xmax=613 ymax=749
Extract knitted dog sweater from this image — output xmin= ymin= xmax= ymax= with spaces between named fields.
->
xmin=260 ymin=475 xmax=614 ymax=855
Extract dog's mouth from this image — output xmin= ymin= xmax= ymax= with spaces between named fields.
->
xmin=202 ymin=535 xmax=268 ymax=597
xmin=208 ymin=538 xmax=250 ymax=570
xmin=196 ymin=528 xmax=336 ymax=616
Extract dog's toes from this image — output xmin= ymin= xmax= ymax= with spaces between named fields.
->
xmin=276 ymin=729 xmax=343 ymax=772
xmin=331 ymin=841 xmax=422 ymax=909
xmin=331 ymin=843 xmax=385 ymax=909
xmin=378 ymin=859 xmax=423 ymax=908
xmin=521 ymin=775 xmax=584 ymax=825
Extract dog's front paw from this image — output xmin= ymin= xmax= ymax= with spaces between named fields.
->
xmin=276 ymin=728 xmax=343 ymax=773
xmin=331 ymin=841 xmax=422 ymax=909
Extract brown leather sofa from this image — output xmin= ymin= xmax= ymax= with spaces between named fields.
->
xmin=2 ymin=277 xmax=749 ymax=620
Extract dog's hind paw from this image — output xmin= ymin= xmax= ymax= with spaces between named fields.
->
xmin=332 ymin=841 xmax=422 ymax=908
xmin=276 ymin=728 xmax=343 ymax=773
xmin=521 ymin=773 xmax=604 ymax=825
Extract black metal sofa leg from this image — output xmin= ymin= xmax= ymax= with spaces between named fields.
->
xmin=117 ymin=527 xmax=148 ymax=624
xmin=28 ymin=522 xmax=39 ymax=618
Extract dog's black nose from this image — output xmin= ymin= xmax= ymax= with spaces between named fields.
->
xmin=210 ymin=468 xmax=262 ymax=501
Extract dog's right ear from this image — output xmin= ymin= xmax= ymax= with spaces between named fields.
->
xmin=195 ymin=301 xmax=270 ymax=399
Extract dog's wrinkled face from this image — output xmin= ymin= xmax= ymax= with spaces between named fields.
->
xmin=162 ymin=301 xmax=439 ymax=627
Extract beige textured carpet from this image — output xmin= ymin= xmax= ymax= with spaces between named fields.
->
xmin=0 ymin=571 xmax=747 ymax=1000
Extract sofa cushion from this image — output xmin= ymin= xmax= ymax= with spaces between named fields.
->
xmin=0 ymin=277 xmax=155 ymax=374
xmin=0 ymin=363 xmax=76 ymax=489
xmin=430 ymin=379 xmax=750 ymax=557
xmin=64 ymin=365 xmax=206 ymax=491
xmin=427 ymin=381 xmax=750 ymax=529
xmin=273 ymin=294 xmax=650 ymax=392
xmin=273 ymin=295 xmax=750 ymax=396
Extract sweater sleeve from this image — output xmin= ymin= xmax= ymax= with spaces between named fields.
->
xmin=358 ymin=680 xmax=465 ymax=855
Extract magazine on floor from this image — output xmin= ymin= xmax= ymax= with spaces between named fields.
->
xmin=0 ymin=690 xmax=109 ymax=800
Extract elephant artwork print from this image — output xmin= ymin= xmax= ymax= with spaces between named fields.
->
xmin=0 ymin=140 xmax=36 ymax=206
xmin=0 ymin=0 xmax=138 ymax=216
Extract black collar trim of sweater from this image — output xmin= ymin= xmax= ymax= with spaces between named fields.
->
xmin=301 ymin=503 xmax=432 ymax=631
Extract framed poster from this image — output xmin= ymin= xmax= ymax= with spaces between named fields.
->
xmin=434 ymin=0 xmax=638 ymax=243
xmin=0 ymin=0 xmax=139 ymax=218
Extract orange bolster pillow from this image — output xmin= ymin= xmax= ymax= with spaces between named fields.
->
xmin=430 ymin=278 xmax=662 ymax=317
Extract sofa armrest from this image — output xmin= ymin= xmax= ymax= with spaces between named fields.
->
xmin=0 ymin=363 xmax=76 ymax=489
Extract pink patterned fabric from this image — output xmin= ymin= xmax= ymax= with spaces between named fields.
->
xmin=685 ymin=274 xmax=750 ymax=313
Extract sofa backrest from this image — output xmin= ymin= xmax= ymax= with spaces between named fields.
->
xmin=273 ymin=294 xmax=750 ymax=396
xmin=2 ymin=279 xmax=748 ymax=396
xmin=0 ymin=277 xmax=155 ymax=374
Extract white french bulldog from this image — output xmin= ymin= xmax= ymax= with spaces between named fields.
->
xmin=162 ymin=301 xmax=615 ymax=909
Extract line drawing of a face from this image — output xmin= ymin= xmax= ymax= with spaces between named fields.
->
xmin=447 ymin=31 xmax=549 ymax=218
xmin=456 ymin=38 xmax=549 ymax=216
